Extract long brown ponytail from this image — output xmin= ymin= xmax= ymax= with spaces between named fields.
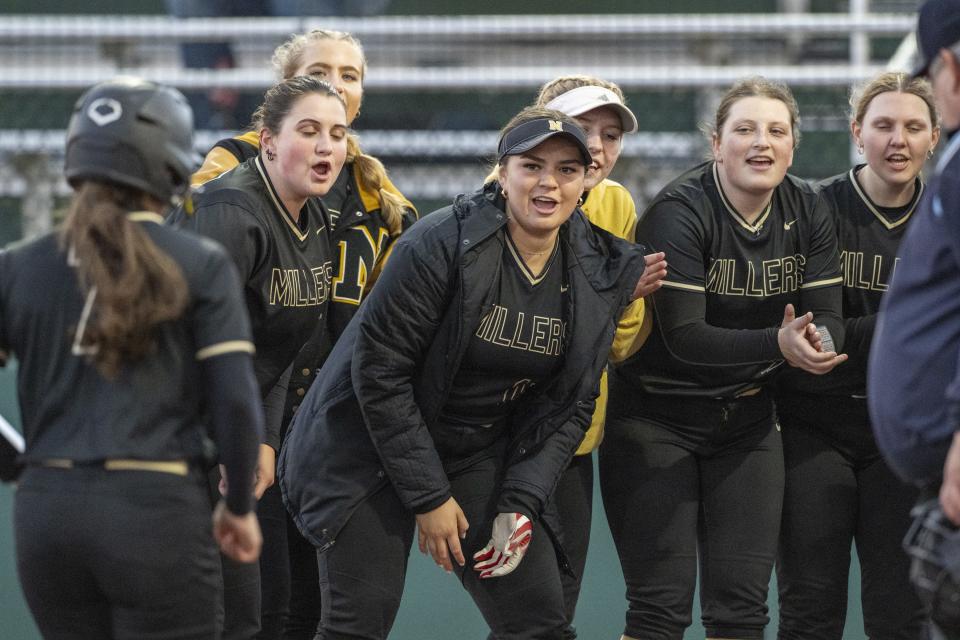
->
xmin=346 ymin=133 xmax=407 ymax=236
xmin=60 ymin=181 xmax=188 ymax=377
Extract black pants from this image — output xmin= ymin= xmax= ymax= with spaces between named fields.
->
xmin=211 ymin=473 xmax=318 ymax=640
xmin=283 ymin=510 xmax=321 ymax=639
xmin=209 ymin=467 xmax=261 ymax=640
xmin=599 ymin=389 xmax=783 ymax=640
xmin=553 ymin=452 xmax=593 ymax=639
xmin=315 ymin=450 xmax=567 ymax=640
xmin=776 ymin=396 xmax=926 ymax=640
xmin=15 ymin=466 xmax=220 ymax=640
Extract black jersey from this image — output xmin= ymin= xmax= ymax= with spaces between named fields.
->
xmin=0 ymin=213 xmax=254 ymax=464
xmin=779 ymin=166 xmax=922 ymax=398
xmin=616 ymin=162 xmax=843 ymax=398
xmin=440 ymin=237 xmax=567 ymax=426
xmin=169 ymin=157 xmax=334 ymax=447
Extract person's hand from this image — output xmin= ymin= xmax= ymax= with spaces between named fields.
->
xmin=777 ymin=304 xmax=847 ymax=375
xmin=415 ymin=497 xmax=469 ymax=572
xmin=212 ymin=500 xmax=262 ymax=563
xmin=472 ymin=513 xmax=533 ymax=579
xmin=253 ymin=444 xmax=276 ymax=500
xmin=941 ymin=432 xmax=960 ymax=525
xmin=631 ymin=252 xmax=667 ymax=300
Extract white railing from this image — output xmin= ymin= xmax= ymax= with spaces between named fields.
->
xmin=0 ymin=13 xmax=916 ymax=89
xmin=0 ymin=14 xmax=915 ymax=40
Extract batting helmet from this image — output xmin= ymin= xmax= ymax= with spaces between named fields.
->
xmin=64 ymin=77 xmax=198 ymax=203
xmin=903 ymin=499 xmax=960 ymax=636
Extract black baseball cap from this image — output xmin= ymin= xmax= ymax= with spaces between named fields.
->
xmin=912 ymin=0 xmax=960 ymax=77
xmin=497 ymin=117 xmax=592 ymax=166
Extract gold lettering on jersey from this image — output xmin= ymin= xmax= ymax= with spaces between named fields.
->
xmin=475 ymin=304 xmax=566 ymax=356
xmin=332 ymin=227 xmax=391 ymax=306
xmin=705 ymin=255 xmax=805 ymax=297
xmin=269 ymin=262 xmax=333 ymax=307
xmin=840 ymin=251 xmax=899 ymax=292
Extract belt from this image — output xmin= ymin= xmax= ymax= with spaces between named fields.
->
xmin=39 ymin=458 xmax=189 ymax=477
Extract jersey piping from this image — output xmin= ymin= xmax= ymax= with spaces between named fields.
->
xmin=713 ymin=163 xmax=773 ymax=233
xmin=196 ymin=340 xmax=256 ymax=360
xmin=254 ymin=156 xmax=314 ymax=243
xmin=848 ymin=168 xmax=923 ymax=230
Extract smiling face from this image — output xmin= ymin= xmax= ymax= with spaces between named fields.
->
xmin=574 ymin=105 xmax=624 ymax=190
xmin=853 ymin=90 xmax=939 ymax=193
xmin=293 ymin=38 xmax=364 ymax=125
xmin=260 ymin=92 xmax=348 ymax=214
xmin=713 ymin=96 xmax=795 ymax=208
xmin=498 ymin=136 xmax=586 ymax=243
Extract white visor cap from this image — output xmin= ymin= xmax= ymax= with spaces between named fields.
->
xmin=546 ymin=86 xmax=638 ymax=134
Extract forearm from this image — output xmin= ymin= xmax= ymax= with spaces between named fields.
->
xmin=203 ymin=353 xmax=264 ymax=515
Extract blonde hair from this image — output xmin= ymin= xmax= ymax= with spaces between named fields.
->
xmin=60 ymin=182 xmax=187 ymax=378
xmin=535 ymin=74 xmax=627 ymax=106
xmin=710 ymin=76 xmax=802 ymax=149
xmin=850 ymin=72 xmax=939 ymax=127
xmin=271 ymin=29 xmax=366 ymax=83
xmin=270 ymin=29 xmax=406 ymax=235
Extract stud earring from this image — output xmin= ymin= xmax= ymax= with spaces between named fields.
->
xmin=265 ymin=149 xmax=276 ymax=161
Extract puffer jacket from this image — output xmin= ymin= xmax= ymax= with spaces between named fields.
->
xmin=279 ymin=184 xmax=645 ymax=551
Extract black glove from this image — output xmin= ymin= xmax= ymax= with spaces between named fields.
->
xmin=903 ymin=499 xmax=960 ymax=635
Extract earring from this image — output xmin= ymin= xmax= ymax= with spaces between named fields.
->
xmin=928 ymin=149 xmax=935 ymax=159
xmin=265 ymin=149 xmax=276 ymax=161
xmin=857 ymin=144 xmax=864 ymax=155
xmin=501 ymin=189 xmax=508 ymax=199
xmin=577 ymin=195 xmax=584 ymax=207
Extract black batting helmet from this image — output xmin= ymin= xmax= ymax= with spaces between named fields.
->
xmin=64 ymin=77 xmax=198 ymax=203
xmin=904 ymin=499 xmax=960 ymax=635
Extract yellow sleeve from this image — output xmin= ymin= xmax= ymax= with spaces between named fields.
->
xmin=191 ymin=146 xmax=242 ymax=188
xmin=610 ymin=297 xmax=652 ymax=364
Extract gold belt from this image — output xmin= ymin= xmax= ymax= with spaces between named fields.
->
xmin=40 ymin=458 xmax=189 ymax=476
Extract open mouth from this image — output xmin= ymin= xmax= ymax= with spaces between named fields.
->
xmin=885 ymin=153 xmax=910 ymax=170
xmin=532 ymin=196 xmax=559 ymax=214
xmin=311 ymin=161 xmax=332 ymax=181
xmin=746 ymin=156 xmax=774 ymax=169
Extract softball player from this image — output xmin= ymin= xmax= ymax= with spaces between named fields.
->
xmin=281 ymin=108 xmax=647 ymax=640
xmin=775 ymin=72 xmax=939 ymax=639
xmin=600 ymin=77 xmax=847 ymax=640
xmin=0 ymin=78 xmax=263 ymax=639
xmin=169 ymin=75 xmax=345 ymax=640
xmin=532 ymin=74 xmax=665 ymax=639
xmin=191 ymin=29 xmax=417 ymax=639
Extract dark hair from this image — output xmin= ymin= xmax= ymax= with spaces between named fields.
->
xmin=252 ymin=75 xmax=346 ymax=136
xmin=710 ymin=76 xmax=802 ymax=149
xmin=60 ymin=181 xmax=188 ymax=377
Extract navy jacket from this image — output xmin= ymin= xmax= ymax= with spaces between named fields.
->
xmin=869 ymin=133 xmax=960 ymax=484
xmin=279 ymin=185 xmax=645 ymax=550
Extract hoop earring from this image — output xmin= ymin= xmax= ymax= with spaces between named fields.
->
xmin=928 ymin=149 xmax=935 ymax=159
xmin=501 ymin=189 xmax=508 ymax=199
xmin=857 ymin=144 xmax=864 ymax=155
xmin=577 ymin=195 xmax=584 ymax=207
xmin=265 ymin=149 xmax=276 ymax=161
